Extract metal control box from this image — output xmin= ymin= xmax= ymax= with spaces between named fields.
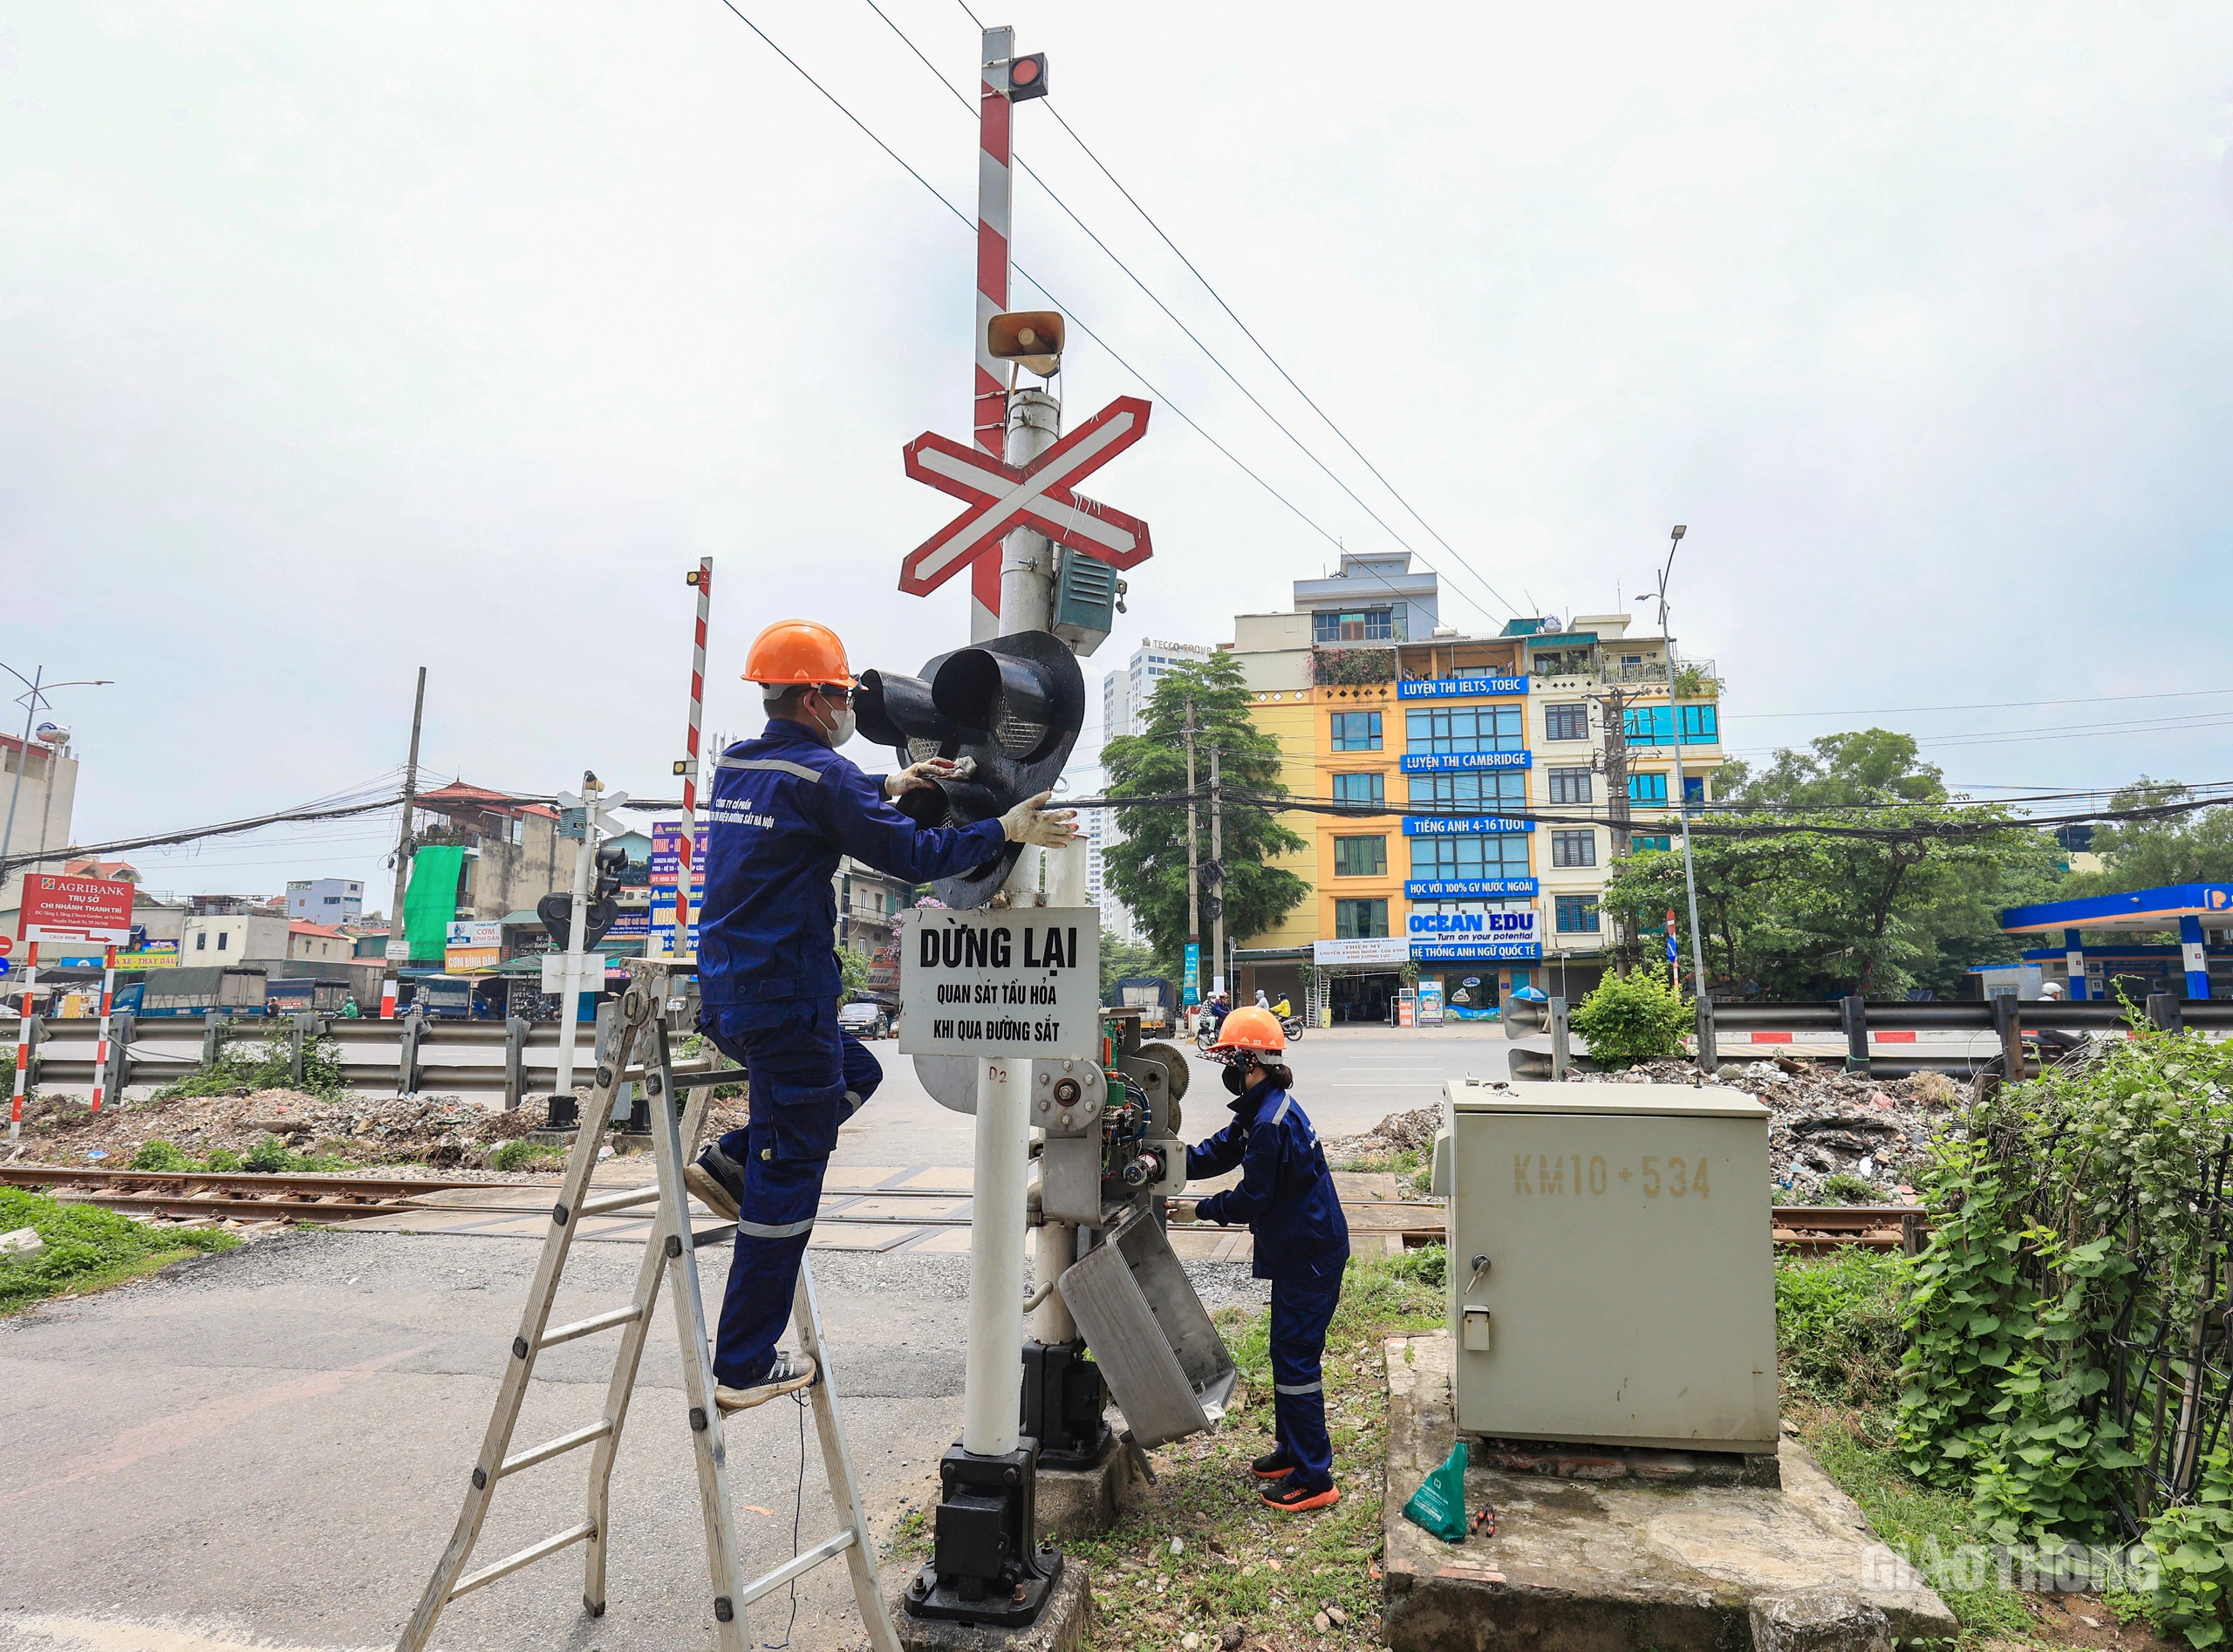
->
xmin=1442 ymin=1078 xmax=1779 ymax=1453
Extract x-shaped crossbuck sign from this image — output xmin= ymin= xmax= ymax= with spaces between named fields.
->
xmin=898 ymin=395 xmax=1153 ymax=596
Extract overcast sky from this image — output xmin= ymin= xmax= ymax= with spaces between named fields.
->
xmin=7 ymin=1 xmax=2232 ymax=906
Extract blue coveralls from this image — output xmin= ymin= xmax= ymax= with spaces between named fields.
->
xmin=698 ymin=719 xmax=1007 ymax=1388
xmin=1188 ymin=1084 xmax=1351 ymax=1492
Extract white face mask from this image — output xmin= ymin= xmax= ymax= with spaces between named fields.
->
xmin=809 ymin=692 xmax=855 ymax=748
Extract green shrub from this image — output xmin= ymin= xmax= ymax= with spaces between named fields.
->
xmin=236 ymin=1136 xmax=352 ymax=1175
xmin=0 ymin=1187 xmax=238 ymax=1312
xmin=1818 ymin=1172 xmax=1881 ymax=1205
xmin=202 ymin=1148 xmax=242 ymax=1171
xmin=1567 ymin=963 xmax=1691 ymax=1068
xmin=1776 ymin=1249 xmax=1908 ymax=1404
xmin=488 ymin=1139 xmax=567 ymax=1173
xmin=152 ymin=1024 xmax=349 ymax=1102
xmin=130 ymin=1140 xmax=194 ymax=1171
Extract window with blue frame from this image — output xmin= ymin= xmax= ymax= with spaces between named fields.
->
xmin=1405 ymin=705 xmax=1524 ymax=754
xmin=1332 ymin=772 xmax=1385 ymax=807
xmin=1314 ymin=609 xmax=1395 ymax=643
xmin=1410 ymin=836 xmax=1533 ymax=880
xmin=1622 ymin=703 xmax=1719 ymax=744
xmin=1629 ymin=834 xmax=1673 ymax=853
xmin=1683 ymin=775 xmax=1705 ymax=811
xmin=1406 ymin=773 xmax=1526 ymax=812
xmin=1330 ymin=711 xmax=1383 ymax=751
xmin=1555 ymin=894 xmax=1601 ymax=933
xmin=1629 ymin=772 xmax=1668 ymax=803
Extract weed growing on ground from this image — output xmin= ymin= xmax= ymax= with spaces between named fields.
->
xmin=129 ymin=1136 xmax=348 ymax=1174
xmin=1817 ymin=1171 xmax=1885 ymax=1205
xmin=1060 ymin=1251 xmax=1445 ymax=1650
xmin=129 ymin=1139 xmax=195 ymax=1171
xmin=0 ymin=1187 xmax=238 ymax=1314
xmin=488 ymin=1139 xmax=568 ymax=1173
xmin=1776 ymin=1248 xmax=1908 ymax=1406
xmin=152 ymin=1027 xmax=349 ymax=1102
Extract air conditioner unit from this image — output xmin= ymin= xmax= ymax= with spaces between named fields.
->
xmin=1434 ymin=1078 xmax=1778 ymax=1454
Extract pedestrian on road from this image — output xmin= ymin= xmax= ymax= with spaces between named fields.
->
xmin=1167 ymin=1006 xmax=1349 ymax=1512
xmin=684 ymin=618 xmax=1078 ymax=1414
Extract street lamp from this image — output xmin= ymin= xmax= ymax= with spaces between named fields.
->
xmin=0 ymin=662 xmax=113 ymax=883
xmin=1647 ymin=529 xmax=1716 ymax=1066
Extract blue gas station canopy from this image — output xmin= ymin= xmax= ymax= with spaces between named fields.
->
xmin=2000 ymin=884 xmax=2233 ymax=934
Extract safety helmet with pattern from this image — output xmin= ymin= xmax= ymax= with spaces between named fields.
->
xmin=743 ymin=619 xmax=852 ymax=687
xmin=1208 ymin=1005 xmax=1286 ymax=1055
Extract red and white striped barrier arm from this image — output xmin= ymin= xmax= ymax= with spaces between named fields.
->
xmin=674 ymin=557 xmax=714 ymax=959
xmin=10 ymin=941 xmax=38 ymax=1140
xmin=89 ymin=943 xmax=117 ymax=1113
xmin=970 ymin=25 xmax=1014 ymax=640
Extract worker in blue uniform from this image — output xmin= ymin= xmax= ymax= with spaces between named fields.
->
xmin=684 ymin=618 xmax=1078 ymax=1412
xmin=1168 ymin=1006 xmax=1350 ymax=1511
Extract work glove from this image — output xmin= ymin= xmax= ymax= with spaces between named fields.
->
xmin=1166 ymin=1198 xmax=1198 ymax=1225
xmin=1000 ymin=790 xmax=1079 ymax=848
xmin=882 ymin=755 xmax=975 ymax=799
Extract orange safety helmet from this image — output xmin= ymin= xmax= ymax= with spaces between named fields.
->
xmin=1208 ymin=1006 xmax=1286 ymax=1055
xmin=743 ymin=619 xmax=852 ymax=686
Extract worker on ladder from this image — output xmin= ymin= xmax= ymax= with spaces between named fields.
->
xmin=686 ymin=618 xmax=1077 ymax=1413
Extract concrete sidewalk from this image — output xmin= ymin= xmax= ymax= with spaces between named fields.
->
xmin=0 ymin=1231 xmax=1269 ymax=1652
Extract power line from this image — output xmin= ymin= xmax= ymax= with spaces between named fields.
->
xmin=707 ymin=0 xmax=1455 ymax=627
xmin=856 ymin=0 xmax=1513 ymax=629
xmin=1724 ymin=686 xmax=2233 ymax=720
xmin=1040 ymin=99 xmax=1526 ymax=621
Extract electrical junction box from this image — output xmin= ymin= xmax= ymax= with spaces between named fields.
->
xmin=1441 ymin=1077 xmax=1778 ymax=1454
xmin=1050 ymin=551 xmax=1118 ymax=657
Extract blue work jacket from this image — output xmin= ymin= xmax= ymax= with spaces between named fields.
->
xmin=1188 ymin=1085 xmax=1350 ymax=1283
xmin=697 ymin=720 xmax=1007 ymax=1008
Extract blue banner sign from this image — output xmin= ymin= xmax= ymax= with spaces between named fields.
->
xmin=1405 ymin=878 xmax=1538 ymax=899
xmin=1182 ymin=942 xmax=1201 ymax=1007
xmin=1403 ymin=816 xmax=1533 ymax=836
xmin=1398 ymin=676 xmax=1528 ymax=700
xmin=1407 ymin=908 xmax=1537 ymax=939
xmin=1398 ymin=750 xmax=1532 ymax=774
xmin=1411 ymin=941 xmax=1543 ymax=962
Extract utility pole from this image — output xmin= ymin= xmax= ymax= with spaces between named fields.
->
xmin=1595 ymin=686 xmax=1635 ymax=977
xmin=1184 ymin=697 xmax=1201 ymax=1015
xmin=1651 ymin=524 xmax=1717 ymax=1068
xmin=553 ymin=771 xmax=605 ymax=1097
xmin=1209 ymin=746 xmax=1226 ymax=1000
xmin=381 ymin=667 xmax=427 ymax=1018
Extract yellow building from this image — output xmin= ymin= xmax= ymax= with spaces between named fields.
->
xmin=1224 ymin=559 xmax=1725 ymax=1025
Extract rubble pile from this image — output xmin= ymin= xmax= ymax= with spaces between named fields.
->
xmin=1322 ymin=1106 xmax=1439 ymax=1165
xmin=1571 ymin=1059 xmax=1969 ymax=1201
xmin=10 ymin=1087 xmax=553 ymax=1172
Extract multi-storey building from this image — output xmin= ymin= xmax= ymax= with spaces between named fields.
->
xmin=1228 ymin=584 xmax=1725 ymax=1024
xmin=286 ymin=877 xmax=365 ymax=927
xmin=1093 ymin=640 xmax=1212 ymax=945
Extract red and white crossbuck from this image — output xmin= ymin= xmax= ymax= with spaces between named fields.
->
xmin=898 ymin=395 xmax=1154 ymax=597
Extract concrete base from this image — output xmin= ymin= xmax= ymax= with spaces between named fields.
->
xmin=1035 ymin=1433 xmax=1139 ymax=1542
xmin=1473 ymin=1436 xmax=1782 ymax=1489
xmin=1381 ymin=1332 xmax=1956 ymax=1652
xmin=889 ymin=1561 xmax=1094 ymax=1652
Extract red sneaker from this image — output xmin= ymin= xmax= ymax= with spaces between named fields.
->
xmin=1261 ymin=1478 xmax=1341 ymax=1513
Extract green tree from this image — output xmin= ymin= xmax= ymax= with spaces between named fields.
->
xmin=1098 ymin=932 xmax=1159 ymax=1003
xmin=1103 ymin=653 xmax=1309 ymax=975
xmin=2058 ymin=778 xmax=2233 ymax=900
xmin=1608 ymin=730 xmax=2057 ymax=999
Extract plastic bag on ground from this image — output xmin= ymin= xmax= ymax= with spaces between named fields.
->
xmin=1403 ymin=1439 xmax=1468 ymax=1542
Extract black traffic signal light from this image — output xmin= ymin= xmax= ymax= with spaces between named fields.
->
xmin=856 ymin=630 xmax=1084 ymax=909
xmin=538 ymin=843 xmax=629 ymax=948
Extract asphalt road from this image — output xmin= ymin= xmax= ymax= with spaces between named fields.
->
xmin=832 ymin=1021 xmax=1527 ymax=1167
xmin=0 ymin=1021 xmax=1518 ymax=1650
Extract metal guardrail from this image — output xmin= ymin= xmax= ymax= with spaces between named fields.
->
xmin=3 ymin=1011 xmax=706 ymax=1106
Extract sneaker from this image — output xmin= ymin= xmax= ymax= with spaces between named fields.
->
xmin=686 ymin=1143 xmax=745 ymax=1221
xmin=714 ymin=1350 xmax=817 ymax=1412
xmin=1261 ymin=1478 xmax=1340 ymax=1513
xmin=1251 ymin=1450 xmax=1298 ymax=1479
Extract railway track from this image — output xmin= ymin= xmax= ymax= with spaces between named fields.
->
xmin=0 ymin=1164 xmax=525 ymax=1224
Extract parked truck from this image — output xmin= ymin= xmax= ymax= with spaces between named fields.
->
xmin=1112 ymin=975 xmax=1175 ymax=1037
xmin=116 ymin=966 xmax=269 ymax=1019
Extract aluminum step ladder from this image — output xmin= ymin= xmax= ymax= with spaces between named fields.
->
xmin=394 ymin=962 xmax=899 ymax=1652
